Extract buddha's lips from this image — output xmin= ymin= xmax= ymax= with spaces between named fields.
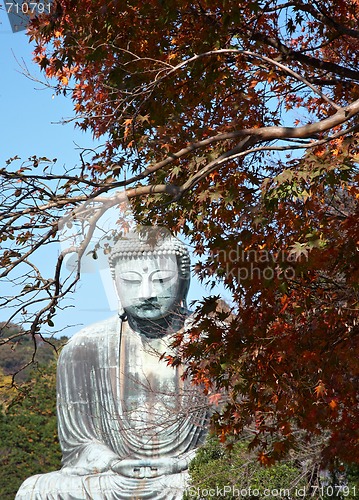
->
xmin=135 ymin=302 xmax=160 ymax=310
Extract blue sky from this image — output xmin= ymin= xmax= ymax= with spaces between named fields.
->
xmin=0 ymin=14 xmax=230 ymax=337
xmin=0 ymin=22 xmax=111 ymax=336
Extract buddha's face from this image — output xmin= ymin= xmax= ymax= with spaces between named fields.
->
xmin=114 ymin=254 xmax=180 ymax=320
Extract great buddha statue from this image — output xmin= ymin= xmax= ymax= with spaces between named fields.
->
xmin=16 ymin=229 xmax=208 ymax=499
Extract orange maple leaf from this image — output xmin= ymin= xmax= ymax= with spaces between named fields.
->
xmin=329 ymin=399 xmax=337 ymax=410
xmin=208 ymin=393 xmax=222 ymax=406
xmin=258 ymin=451 xmax=275 ymax=467
xmin=314 ymin=380 xmax=327 ymax=398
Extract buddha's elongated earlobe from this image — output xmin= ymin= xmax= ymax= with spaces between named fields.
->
xmin=112 ymin=276 xmax=126 ymax=318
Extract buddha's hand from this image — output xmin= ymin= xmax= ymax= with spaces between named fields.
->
xmin=61 ymin=456 xmax=113 ymax=476
xmin=61 ymin=444 xmax=120 ymax=476
xmin=110 ymin=456 xmax=188 ymax=478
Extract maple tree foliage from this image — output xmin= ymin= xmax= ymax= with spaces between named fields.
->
xmin=1 ymin=0 xmax=358 ymax=467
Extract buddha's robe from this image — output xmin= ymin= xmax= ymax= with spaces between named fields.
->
xmin=16 ymin=316 xmax=208 ymax=500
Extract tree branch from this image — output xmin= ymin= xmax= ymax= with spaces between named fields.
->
xmin=251 ymin=33 xmax=359 ymax=82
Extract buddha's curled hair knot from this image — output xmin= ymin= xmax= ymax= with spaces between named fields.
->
xmin=108 ymin=230 xmax=191 ymax=280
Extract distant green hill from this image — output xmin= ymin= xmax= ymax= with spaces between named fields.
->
xmin=0 ymin=322 xmax=68 ymax=383
xmin=0 ymin=363 xmax=62 ymax=499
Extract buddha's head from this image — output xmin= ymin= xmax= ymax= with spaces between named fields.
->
xmin=109 ymin=229 xmax=190 ymax=322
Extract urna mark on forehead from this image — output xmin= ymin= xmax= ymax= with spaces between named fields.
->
xmin=115 ymin=253 xmax=178 ymax=274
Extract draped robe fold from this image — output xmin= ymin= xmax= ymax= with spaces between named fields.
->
xmin=16 ymin=316 xmax=208 ymax=500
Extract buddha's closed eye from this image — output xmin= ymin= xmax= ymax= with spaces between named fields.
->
xmin=119 ymin=270 xmax=176 ymax=285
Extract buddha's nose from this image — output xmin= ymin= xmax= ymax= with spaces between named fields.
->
xmin=139 ymin=278 xmax=155 ymax=300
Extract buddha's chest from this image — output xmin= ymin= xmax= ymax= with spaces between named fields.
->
xmin=119 ymin=330 xmax=182 ymax=428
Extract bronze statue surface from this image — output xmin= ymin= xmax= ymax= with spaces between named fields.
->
xmin=16 ymin=231 xmax=208 ymax=499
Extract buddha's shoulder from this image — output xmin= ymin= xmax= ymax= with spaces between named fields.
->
xmin=64 ymin=315 xmax=120 ymax=347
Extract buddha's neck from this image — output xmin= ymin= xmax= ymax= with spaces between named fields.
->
xmin=124 ymin=308 xmax=186 ymax=338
